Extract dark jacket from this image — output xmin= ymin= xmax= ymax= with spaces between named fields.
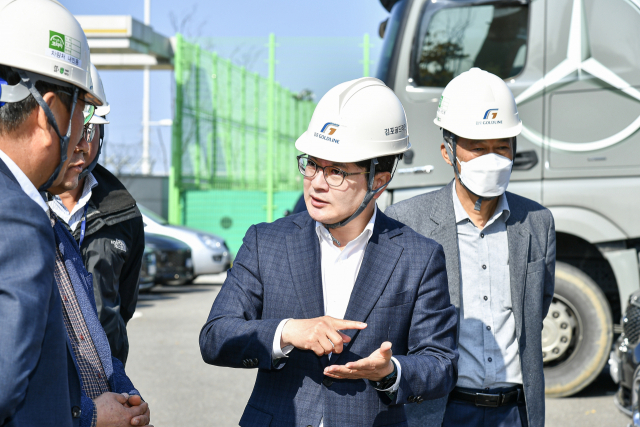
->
xmin=69 ymin=164 xmax=145 ymax=366
xmin=0 ymin=158 xmax=78 ymax=427
xmin=53 ymin=218 xmax=140 ymax=427
xmin=386 ymin=180 xmax=556 ymax=427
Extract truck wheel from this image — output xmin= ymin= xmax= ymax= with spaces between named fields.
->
xmin=543 ymin=261 xmax=613 ymax=397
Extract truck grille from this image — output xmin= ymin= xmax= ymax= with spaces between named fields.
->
xmin=623 ymin=304 xmax=640 ymax=345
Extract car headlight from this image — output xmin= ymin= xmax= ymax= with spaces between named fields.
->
xmin=198 ymin=233 xmax=224 ymax=251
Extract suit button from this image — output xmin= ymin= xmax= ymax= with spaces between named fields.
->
xmin=71 ymin=406 xmax=81 ymax=418
xmin=407 ymin=395 xmax=415 ymax=403
xmin=242 ymin=359 xmax=249 ymax=367
xmin=323 ymin=377 xmax=333 ymax=387
xmin=252 ymin=358 xmax=259 ymax=366
xmin=416 ymin=396 xmax=424 ymax=404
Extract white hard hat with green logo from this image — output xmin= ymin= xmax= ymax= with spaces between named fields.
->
xmin=0 ymin=0 xmax=104 ymax=190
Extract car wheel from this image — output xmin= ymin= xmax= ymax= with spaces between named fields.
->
xmin=543 ymin=261 xmax=613 ymax=397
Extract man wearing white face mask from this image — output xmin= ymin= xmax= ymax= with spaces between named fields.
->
xmin=386 ymin=68 xmax=556 ymax=427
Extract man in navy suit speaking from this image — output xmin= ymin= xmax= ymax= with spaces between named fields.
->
xmin=200 ymin=78 xmax=459 ymax=427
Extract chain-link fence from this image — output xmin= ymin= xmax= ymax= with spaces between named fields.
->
xmin=170 ymin=33 xmax=377 ymax=254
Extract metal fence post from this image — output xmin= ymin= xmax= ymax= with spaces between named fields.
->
xmin=266 ymin=33 xmax=276 ymax=222
xmin=241 ymin=66 xmax=247 ymax=188
xmin=194 ymin=44 xmax=201 ymax=186
xmin=225 ymin=59 xmax=233 ymax=184
xmin=254 ymin=72 xmax=260 ymax=189
xmin=169 ymin=33 xmax=184 ymax=224
xmin=362 ymin=33 xmax=371 ymax=77
xmin=209 ymin=52 xmax=218 ymax=184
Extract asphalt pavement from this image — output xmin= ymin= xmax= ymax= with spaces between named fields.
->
xmin=126 ymin=275 xmax=631 ymax=427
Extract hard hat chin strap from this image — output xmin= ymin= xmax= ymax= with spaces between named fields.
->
xmin=443 ymin=130 xmax=494 ymax=212
xmin=324 ymin=158 xmax=386 ymax=229
xmin=16 ymin=69 xmax=80 ymax=191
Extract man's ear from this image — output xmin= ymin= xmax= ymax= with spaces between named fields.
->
xmin=372 ymin=171 xmax=392 ymax=199
xmin=33 ymin=92 xmax=59 ymax=149
xmin=441 ymin=142 xmax=453 ymax=166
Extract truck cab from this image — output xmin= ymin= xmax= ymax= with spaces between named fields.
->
xmin=378 ymin=0 xmax=640 ymax=396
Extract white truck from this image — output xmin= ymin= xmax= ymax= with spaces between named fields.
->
xmin=377 ymin=0 xmax=640 ymax=396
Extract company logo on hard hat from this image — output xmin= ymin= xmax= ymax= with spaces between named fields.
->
xmin=49 ymin=31 xmax=66 ymax=53
xmin=477 ymin=109 xmax=502 ymax=125
xmin=314 ymin=122 xmax=340 ymax=144
xmin=320 ymin=122 xmax=339 ymax=135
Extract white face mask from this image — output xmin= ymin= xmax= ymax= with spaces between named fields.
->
xmin=456 ymin=153 xmax=513 ymax=197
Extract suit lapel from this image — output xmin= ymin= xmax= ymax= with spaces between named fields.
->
xmin=428 ymin=181 xmax=462 ymax=308
xmin=333 ymin=212 xmax=403 ymax=364
xmin=505 ymin=195 xmax=530 ymax=341
xmin=286 ymin=214 xmax=325 ymax=319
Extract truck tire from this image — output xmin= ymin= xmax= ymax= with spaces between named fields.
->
xmin=543 ymin=261 xmax=613 ymax=397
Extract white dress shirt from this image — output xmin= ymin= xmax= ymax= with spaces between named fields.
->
xmin=271 ymin=208 xmax=401 ymax=426
xmin=48 ymin=173 xmax=98 ymax=230
xmin=0 ymin=148 xmax=49 ymax=212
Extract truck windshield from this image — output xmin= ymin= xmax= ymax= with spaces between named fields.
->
xmin=376 ymin=0 xmax=409 ymax=84
xmin=413 ymin=3 xmax=528 ymax=87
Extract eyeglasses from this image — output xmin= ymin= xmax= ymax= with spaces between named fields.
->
xmin=83 ymin=104 xmax=95 ymax=125
xmin=83 ymin=123 xmax=96 ymax=143
xmin=297 ymin=155 xmax=369 ymax=188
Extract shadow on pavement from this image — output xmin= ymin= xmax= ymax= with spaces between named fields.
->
xmin=570 ymin=366 xmax=618 ymax=398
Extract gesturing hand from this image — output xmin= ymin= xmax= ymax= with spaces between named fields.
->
xmin=323 ymin=341 xmax=394 ymax=382
xmin=281 ymin=316 xmax=367 ymax=356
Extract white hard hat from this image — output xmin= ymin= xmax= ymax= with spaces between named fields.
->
xmin=295 ymin=77 xmax=411 ymax=163
xmin=87 ymin=64 xmax=110 ymax=124
xmin=0 ymin=0 xmax=103 ymax=106
xmin=434 ymin=68 xmax=521 ymax=140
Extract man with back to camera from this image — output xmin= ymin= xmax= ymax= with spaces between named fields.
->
xmin=200 ymin=77 xmax=459 ymax=427
xmin=49 ymin=64 xmax=145 ymax=367
xmin=386 ymin=68 xmax=556 ymax=427
xmin=0 ymin=1 xmax=152 ymax=426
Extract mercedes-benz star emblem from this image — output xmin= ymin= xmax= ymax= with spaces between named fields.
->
xmin=516 ymin=0 xmax=640 ymax=152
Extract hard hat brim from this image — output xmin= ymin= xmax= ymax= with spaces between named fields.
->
xmin=434 ymin=118 xmax=522 ymax=140
xmin=89 ymin=115 xmax=109 ymax=124
xmin=295 ymin=131 xmax=411 ymax=163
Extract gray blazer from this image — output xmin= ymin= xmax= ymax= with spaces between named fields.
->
xmin=385 ymin=180 xmax=556 ymax=427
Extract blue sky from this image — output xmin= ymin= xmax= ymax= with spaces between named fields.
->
xmin=61 ymin=0 xmax=390 ymax=174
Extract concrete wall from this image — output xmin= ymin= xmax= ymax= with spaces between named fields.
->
xmin=117 ymin=174 xmax=169 ymax=220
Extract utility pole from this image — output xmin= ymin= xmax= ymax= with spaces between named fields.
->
xmin=141 ymin=0 xmax=151 ymax=174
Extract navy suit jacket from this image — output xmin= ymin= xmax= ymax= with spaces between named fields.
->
xmin=52 ymin=218 xmax=140 ymax=427
xmin=0 ymin=158 xmax=78 ymax=427
xmin=200 ymin=210 xmax=458 ymax=427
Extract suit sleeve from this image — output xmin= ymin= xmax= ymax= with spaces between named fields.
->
xmin=542 ymin=212 xmax=556 ymax=320
xmin=110 ymin=356 xmax=140 ymax=397
xmin=0 ymin=201 xmax=56 ymax=423
xmin=393 ymin=243 xmax=459 ymax=404
xmin=199 ymin=225 xmax=283 ymax=370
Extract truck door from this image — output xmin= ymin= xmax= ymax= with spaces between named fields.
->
xmin=381 ymin=0 xmax=545 ymax=203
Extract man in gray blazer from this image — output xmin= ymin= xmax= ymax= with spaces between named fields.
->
xmin=386 ymin=68 xmax=555 ymax=427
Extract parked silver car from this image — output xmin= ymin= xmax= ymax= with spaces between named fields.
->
xmin=138 ymin=205 xmax=231 ymax=277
